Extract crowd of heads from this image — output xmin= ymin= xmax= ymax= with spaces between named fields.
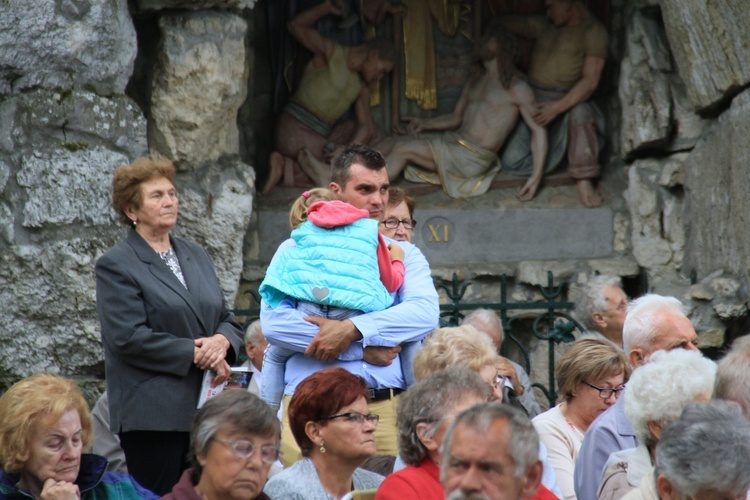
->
xmin=5 ymin=145 xmax=750 ymax=500
xmin=5 ymin=285 xmax=750 ymax=500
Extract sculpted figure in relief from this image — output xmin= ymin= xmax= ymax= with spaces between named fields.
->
xmin=261 ymin=0 xmax=398 ymax=195
xmin=493 ymin=0 xmax=609 ymax=207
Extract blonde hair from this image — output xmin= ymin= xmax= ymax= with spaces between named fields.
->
xmin=0 ymin=374 xmax=93 ymax=474
xmin=289 ymin=188 xmax=338 ymax=229
xmin=556 ymin=337 xmax=631 ymax=403
xmin=413 ymin=325 xmax=498 ymax=381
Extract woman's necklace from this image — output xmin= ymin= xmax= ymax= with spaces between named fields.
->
xmin=560 ymin=402 xmax=586 ymax=436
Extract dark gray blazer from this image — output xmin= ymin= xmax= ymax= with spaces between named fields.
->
xmin=96 ymin=229 xmax=242 ymax=433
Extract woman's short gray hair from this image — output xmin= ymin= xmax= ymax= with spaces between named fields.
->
xmin=189 ymin=390 xmax=280 ymax=483
xmin=440 ymin=403 xmax=538 ymax=479
xmin=397 ymin=367 xmax=491 ymax=466
xmin=624 ymin=349 xmax=716 ymax=443
xmin=622 ymin=294 xmax=686 ymax=355
xmin=574 ymin=275 xmax=622 ymax=331
xmin=656 ymin=401 xmax=750 ymax=496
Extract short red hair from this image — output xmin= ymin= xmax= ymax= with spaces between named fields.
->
xmin=288 ymin=367 xmax=369 ymax=456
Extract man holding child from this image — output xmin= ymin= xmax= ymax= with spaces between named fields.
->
xmin=260 ymin=144 xmax=440 ymax=465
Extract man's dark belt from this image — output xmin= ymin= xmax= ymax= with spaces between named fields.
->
xmin=368 ymin=388 xmax=404 ymax=402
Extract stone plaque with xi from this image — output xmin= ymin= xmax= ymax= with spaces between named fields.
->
xmin=411 ymin=208 xmax=614 ymax=265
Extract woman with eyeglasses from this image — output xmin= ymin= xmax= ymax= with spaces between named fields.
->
xmin=162 ymin=389 xmax=280 ymax=500
xmin=379 ymin=187 xmax=416 ymax=242
xmin=0 ymin=374 xmax=158 ymax=499
xmin=263 ymin=367 xmax=384 ymax=499
xmin=532 ymin=337 xmax=631 ymax=500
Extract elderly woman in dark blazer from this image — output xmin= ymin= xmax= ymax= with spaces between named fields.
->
xmin=95 ymin=156 xmax=243 ymax=495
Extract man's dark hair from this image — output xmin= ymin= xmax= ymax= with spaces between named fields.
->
xmin=330 ymin=143 xmax=386 ymax=187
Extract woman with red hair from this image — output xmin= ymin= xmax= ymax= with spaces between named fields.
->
xmin=263 ymin=367 xmax=384 ymax=499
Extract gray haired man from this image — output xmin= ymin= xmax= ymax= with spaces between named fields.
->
xmin=574 ymin=274 xmax=628 ymax=348
xmin=441 ymin=403 xmax=545 ymax=500
xmin=654 ymin=401 xmax=750 ymax=499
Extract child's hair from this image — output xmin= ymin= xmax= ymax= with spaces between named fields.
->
xmin=289 ymin=188 xmax=338 ymax=229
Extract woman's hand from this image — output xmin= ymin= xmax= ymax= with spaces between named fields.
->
xmin=194 ymin=335 xmax=230 ymax=370
xmin=40 ymin=478 xmax=80 ymax=499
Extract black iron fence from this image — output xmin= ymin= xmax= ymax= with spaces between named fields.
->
xmin=233 ymin=271 xmax=582 ymax=408
xmin=436 ymin=271 xmax=582 ymax=407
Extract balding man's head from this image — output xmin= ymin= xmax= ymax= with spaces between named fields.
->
xmin=461 ymin=309 xmax=503 ymax=350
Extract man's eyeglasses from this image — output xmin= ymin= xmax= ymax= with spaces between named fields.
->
xmin=381 ymin=218 xmax=417 ymax=230
xmin=583 ymin=381 xmax=626 ymax=399
xmin=214 ymin=438 xmax=280 ymax=464
xmin=316 ymin=411 xmax=380 ymax=426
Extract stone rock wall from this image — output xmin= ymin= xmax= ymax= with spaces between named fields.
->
xmin=618 ymin=11 xmax=708 ymax=158
xmin=0 ymin=89 xmax=147 ymax=390
xmin=660 ymin=0 xmax=750 ymax=112
xmin=683 ymin=90 xmax=750 ymax=284
xmin=620 ymin=0 xmax=750 ymax=346
xmin=0 ymin=2 xmax=256 ymax=394
xmin=0 ymin=0 xmax=137 ymax=97
xmin=149 ymin=11 xmax=249 ymax=170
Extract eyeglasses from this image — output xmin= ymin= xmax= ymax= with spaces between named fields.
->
xmin=316 ymin=411 xmax=380 ymax=426
xmin=381 ymin=218 xmax=417 ymax=229
xmin=214 ymin=438 xmax=280 ymax=464
xmin=583 ymin=381 xmax=626 ymax=399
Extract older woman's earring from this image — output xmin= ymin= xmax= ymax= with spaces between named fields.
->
xmin=319 ymin=441 xmax=326 ymax=454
